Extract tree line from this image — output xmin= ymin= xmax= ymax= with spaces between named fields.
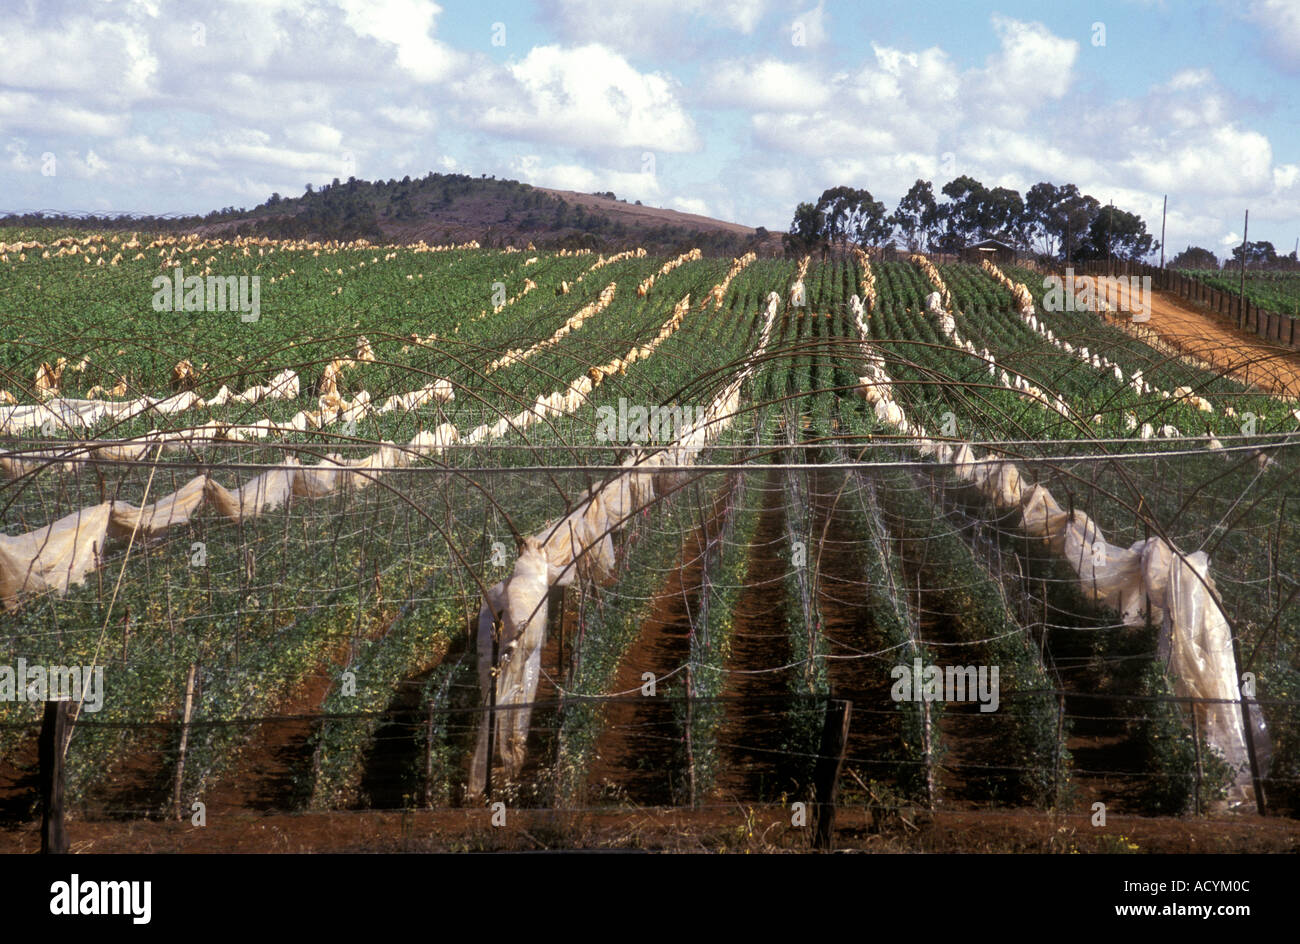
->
xmin=785 ymin=177 xmax=1300 ymax=269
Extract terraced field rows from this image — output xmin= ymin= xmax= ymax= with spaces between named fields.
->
xmin=1 ymin=239 xmax=1296 ymax=825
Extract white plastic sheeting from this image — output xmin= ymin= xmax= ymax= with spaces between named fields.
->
xmin=980 ymin=260 xmax=1237 ymax=423
xmin=0 ymin=503 xmax=114 ymax=610
xmin=846 ymin=285 xmax=1266 ymax=807
xmin=469 ymin=538 xmax=551 ymax=796
xmin=487 ymin=282 xmax=617 ymax=372
xmin=468 ymin=288 xmax=781 ymax=794
xmin=0 ymin=390 xmax=207 ymax=436
xmin=0 ymin=272 xmax=738 ymax=616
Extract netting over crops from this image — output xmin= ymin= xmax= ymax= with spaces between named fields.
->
xmin=1 ymin=234 xmax=1297 ymax=821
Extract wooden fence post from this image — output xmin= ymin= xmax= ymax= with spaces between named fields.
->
xmin=172 ymin=663 xmax=196 ymax=820
xmin=424 ymin=700 xmax=435 ymax=809
xmin=485 ymin=615 xmax=500 ymax=799
xmin=1054 ymin=692 xmax=1066 ymax=805
xmin=39 ymin=700 xmax=70 ymax=854
xmin=1192 ymin=714 xmax=1203 ymax=816
xmin=812 ymin=699 xmax=852 ymax=851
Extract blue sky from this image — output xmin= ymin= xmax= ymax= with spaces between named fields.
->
xmin=2 ymin=0 xmax=1298 ymax=259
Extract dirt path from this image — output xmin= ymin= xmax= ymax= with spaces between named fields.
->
xmin=710 ymin=469 xmax=796 ymax=802
xmin=1096 ymin=276 xmax=1300 ymax=398
xmin=583 ymin=485 xmax=732 ymax=805
xmin=808 ymin=468 xmax=910 ymax=797
xmin=937 ymin=490 xmax=1152 ymax=815
xmin=0 ymin=736 xmax=40 ymax=824
xmin=204 ymin=591 xmax=444 ymax=813
xmin=5 ymin=804 xmax=1293 ymax=853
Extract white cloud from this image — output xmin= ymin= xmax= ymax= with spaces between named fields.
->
xmin=109 ymin=135 xmax=219 ymax=170
xmin=671 ymin=196 xmax=710 ymax=216
xmin=753 ymin=112 xmax=901 ymax=156
xmin=0 ymin=92 xmax=127 ymax=137
xmin=4 ymin=141 xmax=38 ymax=174
xmin=194 ymin=129 xmax=352 ymax=174
xmin=1159 ymin=68 xmax=1213 ymax=92
xmin=65 ymin=149 xmax=109 ymax=179
xmin=1122 ymin=125 xmax=1273 ymax=196
xmin=480 ymin=44 xmax=699 ymax=152
xmin=970 ymin=15 xmax=1079 ymax=123
xmin=538 ymin=0 xmax=769 ymax=57
xmin=725 ymin=0 xmax=768 ymax=33
xmin=791 ymin=1 xmax=828 ymax=49
xmin=1243 ymin=0 xmax=1300 ymax=70
xmin=0 ymin=17 xmax=159 ymax=102
xmin=337 ymin=0 xmax=461 ymax=82
xmin=705 ymin=59 xmax=830 ymax=110
xmin=287 ymin=121 xmax=346 ymax=152
xmin=376 ymin=105 xmax=437 ymax=133
xmin=509 ymin=155 xmax=663 ymax=201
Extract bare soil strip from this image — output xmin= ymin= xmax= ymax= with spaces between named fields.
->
xmin=940 ymin=492 xmax=1150 ymax=815
xmin=0 ymin=736 xmax=39 ymax=824
xmin=584 ymin=485 xmax=733 ymax=805
xmin=3 ymin=805 xmax=1293 ymax=854
xmin=1096 ymin=276 xmax=1300 ymax=398
xmin=710 ymin=468 xmax=796 ymax=802
xmin=875 ymin=473 xmax=1018 ymax=809
xmin=808 ymin=468 xmax=909 ymax=797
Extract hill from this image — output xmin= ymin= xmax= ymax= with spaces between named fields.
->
xmin=2 ymin=173 xmax=769 ymax=255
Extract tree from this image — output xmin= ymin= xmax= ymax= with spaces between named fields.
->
xmin=933 ymin=177 xmax=1027 ymax=248
xmin=849 ymin=194 xmax=892 ymax=247
xmin=983 ymin=186 xmax=1026 ymax=246
xmin=1169 ymin=246 xmax=1219 ymax=270
xmin=891 ymin=179 xmax=940 ymax=251
xmin=1230 ymin=240 xmax=1279 ymax=268
xmin=1024 ymin=182 xmax=1101 ymax=261
xmin=811 ymin=186 xmax=890 ymax=248
xmin=784 ymin=201 xmax=827 ymax=254
xmin=939 ymin=175 xmax=988 ymax=247
xmin=1024 ymin=182 xmax=1064 ymax=256
xmin=1076 ymin=205 xmax=1157 ymax=262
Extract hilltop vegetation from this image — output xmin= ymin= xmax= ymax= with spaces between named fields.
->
xmin=2 ymin=172 xmax=764 ymax=256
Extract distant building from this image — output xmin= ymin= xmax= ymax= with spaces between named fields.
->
xmin=962 ymin=238 xmax=1019 ymax=265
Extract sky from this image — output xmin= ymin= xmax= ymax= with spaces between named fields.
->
xmin=2 ymin=0 xmax=1299 ymax=261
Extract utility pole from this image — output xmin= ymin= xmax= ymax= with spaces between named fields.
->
xmin=1159 ymin=195 xmax=1167 ymax=269
xmin=1239 ymin=210 xmax=1249 ymax=300
xmin=1107 ymin=199 xmax=1114 ymax=273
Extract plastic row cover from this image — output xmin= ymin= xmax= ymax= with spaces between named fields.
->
xmin=848 ymin=286 xmax=1264 ymax=807
xmin=468 ymin=289 xmax=780 ymax=795
xmin=0 ymin=278 xmax=735 ymax=615
xmin=0 ymin=428 xmax=462 ymax=611
xmin=486 ymin=281 xmax=617 ymax=372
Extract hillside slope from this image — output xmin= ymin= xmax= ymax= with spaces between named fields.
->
xmin=3 ymin=173 xmax=767 ymax=255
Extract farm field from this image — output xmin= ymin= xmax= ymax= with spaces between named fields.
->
xmin=1 ymin=232 xmax=1298 ymax=852
xmin=1081 ymin=274 xmax=1300 ymax=398
xmin=1180 ymin=269 xmax=1300 ymax=317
